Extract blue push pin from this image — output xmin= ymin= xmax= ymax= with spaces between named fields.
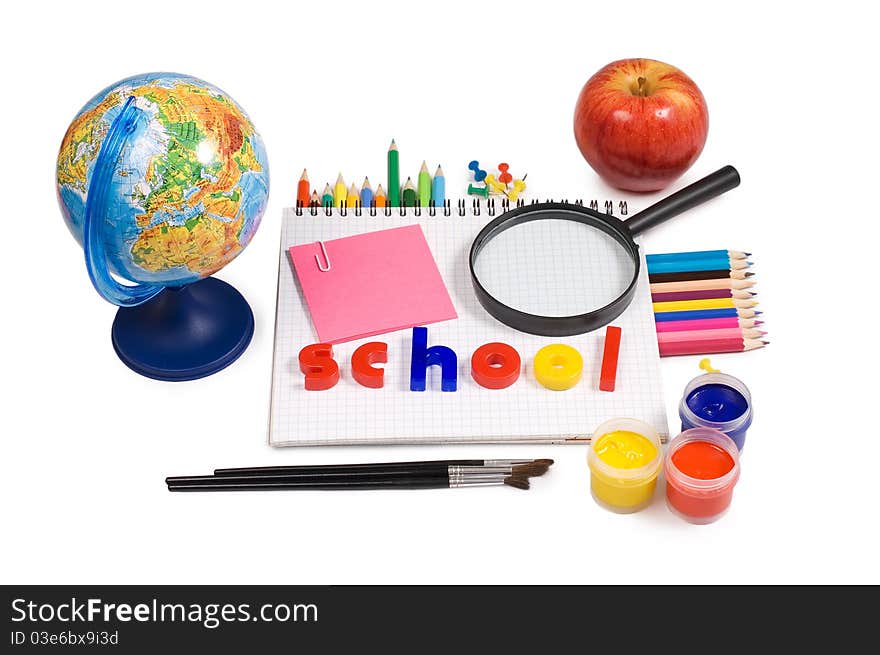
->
xmin=468 ymin=160 xmax=487 ymax=182
xmin=410 ymin=327 xmax=457 ymax=392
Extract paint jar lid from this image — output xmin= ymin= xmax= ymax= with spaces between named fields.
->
xmin=588 ymin=418 xmax=663 ymax=483
xmin=665 ymin=427 xmax=740 ymax=494
xmin=679 ymin=372 xmax=752 ymax=433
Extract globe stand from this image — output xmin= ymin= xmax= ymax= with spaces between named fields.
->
xmin=110 ymin=277 xmax=254 ymax=382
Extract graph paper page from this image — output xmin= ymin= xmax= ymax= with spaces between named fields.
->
xmin=269 ymin=206 xmax=668 ymax=446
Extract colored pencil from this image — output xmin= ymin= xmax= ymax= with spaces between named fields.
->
xmin=657 ymin=328 xmax=765 ymax=344
xmin=649 ymin=269 xmax=753 ymax=283
xmin=655 ymin=318 xmax=761 ymax=333
xmin=655 ymin=308 xmax=759 ymax=322
xmin=653 ymin=298 xmax=757 ymax=313
xmin=374 ymin=184 xmax=387 ymax=208
xmin=297 ymin=169 xmax=310 ymax=207
xmin=402 ymin=177 xmax=417 ymax=207
xmin=432 ymin=165 xmax=445 ymax=207
xmin=360 ymin=177 xmax=373 ymax=208
xmin=309 ymin=190 xmax=320 ymax=208
xmin=321 ymin=183 xmax=334 ymax=208
xmin=647 ymin=258 xmax=750 ymax=274
xmin=659 ymin=338 xmax=767 ymax=357
xmin=646 ymin=250 xmax=749 ymax=263
xmin=387 ymin=139 xmax=400 ymax=206
xmin=418 ymin=161 xmax=431 ymax=207
xmin=333 ymin=173 xmax=347 ymax=208
xmin=650 ymin=278 xmax=756 ymax=293
xmin=651 ymin=289 xmax=753 ymax=303
xmin=346 ymin=182 xmax=359 ymax=208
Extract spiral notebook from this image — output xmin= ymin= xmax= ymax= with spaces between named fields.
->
xmin=269 ymin=199 xmax=667 ymax=447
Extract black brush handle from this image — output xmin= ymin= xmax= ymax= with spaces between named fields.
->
xmin=168 ymin=477 xmax=451 ymax=491
xmin=212 ymin=460 xmax=484 ymax=476
xmin=625 ymin=166 xmax=740 ymax=236
xmin=168 ymin=469 xmax=452 ymax=486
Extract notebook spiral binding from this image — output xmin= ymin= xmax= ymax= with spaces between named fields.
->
xmin=294 ymin=198 xmax=629 ymax=217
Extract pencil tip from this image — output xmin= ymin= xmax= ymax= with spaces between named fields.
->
xmin=745 ymin=272 xmax=755 ymax=278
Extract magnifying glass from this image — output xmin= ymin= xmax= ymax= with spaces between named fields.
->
xmin=469 ymin=165 xmax=741 ymax=336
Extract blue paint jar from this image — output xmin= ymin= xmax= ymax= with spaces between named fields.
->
xmin=679 ymin=372 xmax=752 ymax=451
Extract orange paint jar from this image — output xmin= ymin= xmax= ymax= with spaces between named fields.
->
xmin=664 ymin=428 xmax=740 ymax=524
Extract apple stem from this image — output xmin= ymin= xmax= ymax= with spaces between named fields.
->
xmin=637 ymin=76 xmax=648 ymax=97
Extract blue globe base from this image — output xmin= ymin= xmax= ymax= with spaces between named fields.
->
xmin=111 ymin=277 xmax=254 ymax=381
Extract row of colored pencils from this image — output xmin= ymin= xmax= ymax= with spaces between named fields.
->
xmin=295 ymin=141 xmax=446 ymax=210
xmin=648 ymin=249 xmax=768 ymax=357
xmin=166 ymin=458 xmax=553 ymax=492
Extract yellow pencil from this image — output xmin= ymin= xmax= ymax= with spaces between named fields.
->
xmin=652 ymin=298 xmax=758 ymax=313
xmin=333 ymin=173 xmax=347 ymax=208
xmin=346 ymin=182 xmax=359 ymax=208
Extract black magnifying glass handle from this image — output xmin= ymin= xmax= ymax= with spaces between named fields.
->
xmin=625 ymin=165 xmax=741 ymax=236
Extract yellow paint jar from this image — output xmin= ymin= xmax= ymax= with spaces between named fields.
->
xmin=587 ymin=418 xmax=662 ymax=514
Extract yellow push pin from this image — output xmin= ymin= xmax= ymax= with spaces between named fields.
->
xmin=505 ymin=175 xmax=527 ymax=202
xmin=699 ymin=358 xmax=721 ymax=374
xmin=485 ymin=173 xmax=507 ymax=195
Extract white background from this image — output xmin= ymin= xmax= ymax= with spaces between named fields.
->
xmin=2 ymin=1 xmax=877 ymax=584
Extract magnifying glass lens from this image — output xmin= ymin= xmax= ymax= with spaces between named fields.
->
xmin=473 ymin=218 xmax=636 ymax=317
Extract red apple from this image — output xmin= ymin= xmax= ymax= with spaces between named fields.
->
xmin=573 ymin=58 xmax=709 ymax=192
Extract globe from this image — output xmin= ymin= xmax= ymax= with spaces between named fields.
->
xmin=57 ymin=72 xmax=269 ymax=290
xmin=56 ymin=72 xmax=270 ymax=380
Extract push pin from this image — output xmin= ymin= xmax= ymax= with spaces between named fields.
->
xmin=468 ymin=160 xmax=487 ymax=182
xmin=497 ymin=162 xmax=513 ymax=186
xmin=505 ymin=174 xmax=527 ymax=202
xmin=485 ymin=174 xmax=507 ymax=195
xmin=467 ymin=183 xmax=489 ymax=198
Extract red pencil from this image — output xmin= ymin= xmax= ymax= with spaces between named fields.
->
xmin=659 ymin=338 xmax=767 ymax=357
xmin=297 ymin=169 xmax=310 ymax=207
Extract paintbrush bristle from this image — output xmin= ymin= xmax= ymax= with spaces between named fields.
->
xmin=512 ymin=462 xmax=550 ymax=478
xmin=535 ymin=459 xmax=554 ymax=466
xmin=504 ymin=475 xmax=530 ymax=490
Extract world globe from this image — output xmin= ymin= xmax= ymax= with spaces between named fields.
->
xmin=57 ymin=72 xmax=269 ymax=289
xmin=57 ymin=72 xmax=270 ymax=380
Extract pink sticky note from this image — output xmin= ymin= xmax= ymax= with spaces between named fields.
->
xmin=289 ymin=225 xmax=457 ymax=344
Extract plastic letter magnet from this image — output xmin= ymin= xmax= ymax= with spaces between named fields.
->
xmin=599 ymin=326 xmax=622 ymax=392
xmin=534 ymin=344 xmax=583 ymax=391
xmin=410 ymin=327 xmax=457 ymax=391
xmin=351 ymin=342 xmax=388 ymax=389
xmin=471 ymin=342 xmax=521 ymax=389
xmin=298 ymin=343 xmax=340 ymax=391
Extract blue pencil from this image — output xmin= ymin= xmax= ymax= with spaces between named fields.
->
xmin=432 ymin=165 xmax=445 ymax=207
xmin=648 ymin=258 xmax=749 ymax=274
xmin=647 ymin=249 xmax=749 ymax=264
xmin=360 ymin=177 xmax=373 ymax=208
xmin=655 ymin=308 xmax=760 ymax=322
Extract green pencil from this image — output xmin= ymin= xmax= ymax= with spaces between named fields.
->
xmin=388 ymin=139 xmax=400 ymax=207
xmin=321 ymin=183 xmax=333 ymax=208
xmin=417 ymin=161 xmax=431 ymax=207
xmin=401 ymin=177 xmax=417 ymax=207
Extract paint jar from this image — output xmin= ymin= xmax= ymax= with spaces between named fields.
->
xmin=679 ymin=371 xmax=752 ymax=451
xmin=664 ymin=427 xmax=740 ymax=524
xmin=587 ymin=418 xmax=662 ymax=514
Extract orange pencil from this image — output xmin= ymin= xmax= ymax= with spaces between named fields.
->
xmin=374 ymin=184 xmax=387 ymax=207
xmin=297 ymin=169 xmax=310 ymax=207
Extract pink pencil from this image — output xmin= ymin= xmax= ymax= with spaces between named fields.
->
xmin=660 ymin=338 xmax=767 ymax=357
xmin=655 ymin=318 xmax=761 ymax=333
xmin=658 ymin=328 xmax=764 ymax=343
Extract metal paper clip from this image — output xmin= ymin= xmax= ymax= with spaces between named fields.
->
xmin=315 ymin=241 xmax=331 ymax=272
